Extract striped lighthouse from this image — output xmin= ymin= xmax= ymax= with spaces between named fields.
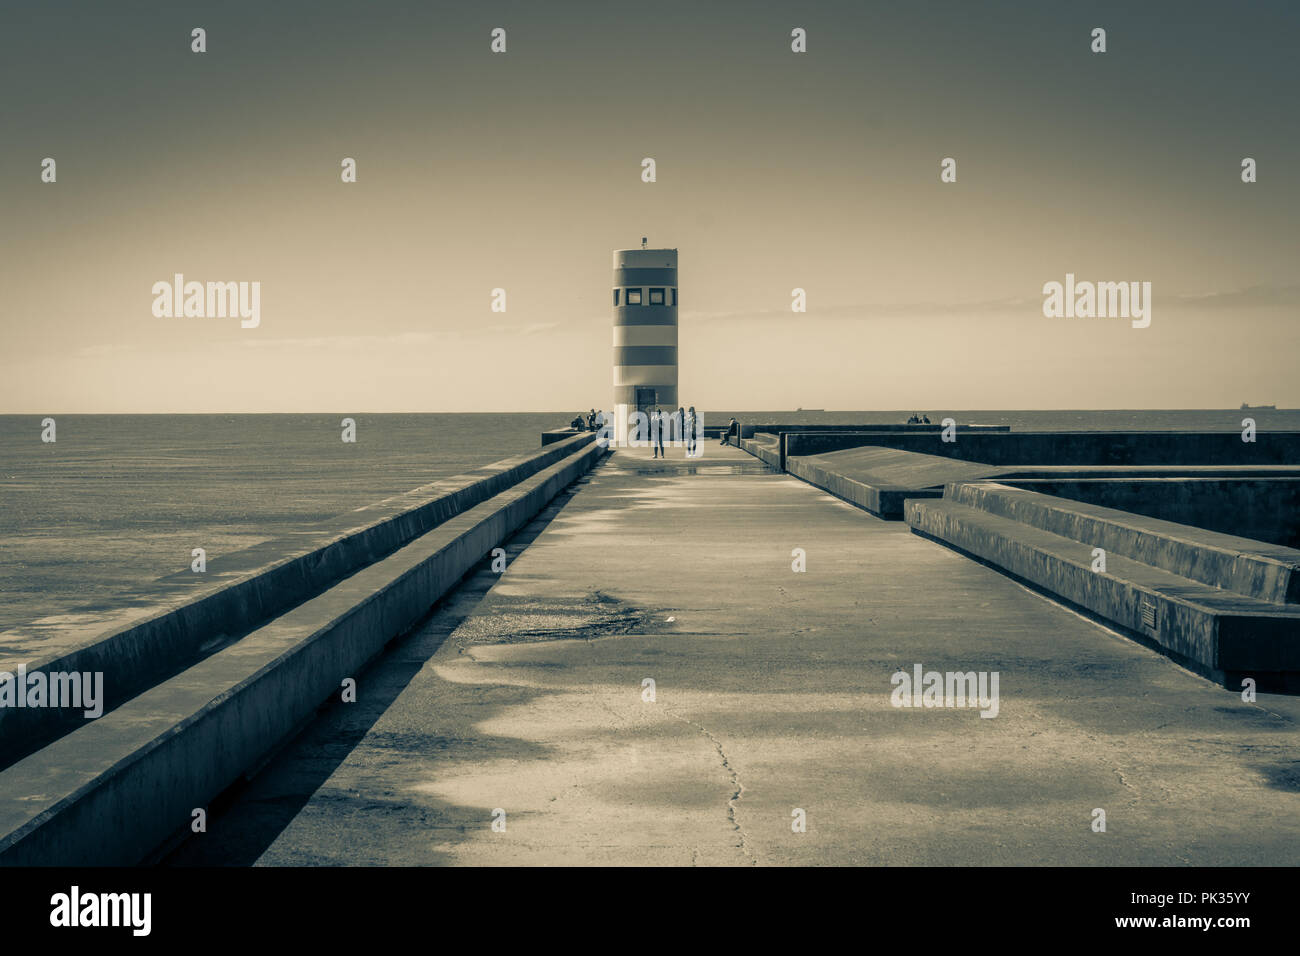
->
xmin=612 ymin=241 xmax=678 ymax=445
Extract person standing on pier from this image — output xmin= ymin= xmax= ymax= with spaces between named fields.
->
xmin=685 ymin=406 xmax=697 ymax=457
xmin=650 ymin=407 xmax=665 ymax=458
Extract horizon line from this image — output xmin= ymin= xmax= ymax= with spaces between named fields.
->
xmin=0 ymin=406 xmax=1292 ymax=417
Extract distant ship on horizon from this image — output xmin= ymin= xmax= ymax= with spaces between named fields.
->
xmin=1241 ymin=402 xmax=1277 ymax=410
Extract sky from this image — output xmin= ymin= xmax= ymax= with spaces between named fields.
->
xmin=1 ymin=0 xmax=1296 ymax=412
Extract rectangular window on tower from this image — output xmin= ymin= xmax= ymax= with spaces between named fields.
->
xmin=649 ymin=287 xmax=665 ymax=305
xmin=626 ymin=288 xmax=643 ymax=305
xmin=671 ymin=288 xmax=678 ymax=306
xmin=613 ymin=288 xmax=620 ymax=306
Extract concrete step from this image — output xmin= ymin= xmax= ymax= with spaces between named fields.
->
xmin=946 ymin=481 xmax=1300 ymax=604
xmin=739 ymin=435 xmax=780 ymax=469
xmin=784 ymin=450 xmax=956 ymax=517
xmin=904 ymin=497 xmax=1300 ymax=688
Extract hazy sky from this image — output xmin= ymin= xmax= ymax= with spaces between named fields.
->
xmin=1 ymin=0 xmax=1296 ymax=412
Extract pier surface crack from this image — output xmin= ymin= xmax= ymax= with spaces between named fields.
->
xmin=666 ymin=709 xmax=757 ymax=866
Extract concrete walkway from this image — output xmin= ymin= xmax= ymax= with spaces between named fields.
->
xmin=173 ymin=444 xmax=1300 ymax=866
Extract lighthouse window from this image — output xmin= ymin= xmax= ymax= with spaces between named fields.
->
xmin=649 ymin=287 xmax=665 ymax=305
xmin=626 ymin=288 xmax=643 ymax=305
xmin=613 ymin=288 xmax=620 ymax=306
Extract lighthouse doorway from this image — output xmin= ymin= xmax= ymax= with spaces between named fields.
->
xmin=634 ymin=387 xmax=658 ymax=415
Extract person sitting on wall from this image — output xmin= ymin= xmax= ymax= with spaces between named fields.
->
xmin=571 ymin=414 xmax=585 ymax=430
xmin=720 ymin=417 xmax=738 ymax=445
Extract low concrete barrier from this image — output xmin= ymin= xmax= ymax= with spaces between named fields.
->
xmin=719 ymin=423 xmax=756 ymax=447
xmin=0 ymin=433 xmax=595 ymax=766
xmin=785 ymin=452 xmax=948 ymax=517
xmin=739 ymin=434 xmax=780 ymax=469
xmin=0 ymin=438 xmax=605 ymax=865
xmin=947 ymin=482 xmax=1300 ymax=604
xmin=782 ymin=430 xmax=1300 ymax=464
xmin=1002 ymin=477 xmax=1300 ymax=550
xmin=752 ymin=423 xmax=1011 ymax=436
xmin=774 ymin=447 xmax=1010 ymax=516
xmin=542 ymin=428 xmax=582 ymax=444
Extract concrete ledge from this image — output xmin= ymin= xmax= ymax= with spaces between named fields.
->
xmin=751 ymin=423 xmax=1011 ymax=435
xmin=0 ymin=433 xmax=595 ymax=766
xmin=782 ymin=428 xmax=1011 ymax=458
xmin=905 ymin=489 xmax=1300 ymax=688
xmin=782 ymin=448 xmax=999 ymax=516
xmin=1001 ymin=477 xmax=1300 ymax=550
xmin=947 ymin=482 xmax=1300 ymax=604
xmin=0 ymin=439 xmax=606 ymax=865
xmin=782 ymin=430 xmax=1300 ymax=464
xmin=542 ymin=428 xmax=582 ymax=444
xmin=784 ymin=454 xmax=940 ymax=517
xmin=740 ymin=435 xmax=781 ymax=469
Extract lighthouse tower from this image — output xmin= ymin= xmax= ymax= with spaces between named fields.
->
xmin=612 ymin=241 xmax=678 ymax=445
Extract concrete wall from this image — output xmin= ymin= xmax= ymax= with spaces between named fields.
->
xmin=753 ymin=423 xmax=1010 ymax=435
xmin=720 ymin=424 xmax=756 ymax=447
xmin=740 ymin=435 xmax=781 ymax=469
xmin=542 ymin=428 xmax=579 ymax=445
xmin=0 ymin=433 xmax=596 ymax=767
xmin=947 ymin=482 xmax=1300 ymax=605
xmin=784 ymin=453 xmax=942 ymax=517
xmin=783 ymin=430 xmax=1300 ymax=465
xmin=0 ymin=438 xmax=605 ymax=865
xmin=1003 ymin=477 xmax=1300 ymax=549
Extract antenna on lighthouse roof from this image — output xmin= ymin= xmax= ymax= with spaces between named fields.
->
xmin=641 ymin=236 xmax=647 ymax=249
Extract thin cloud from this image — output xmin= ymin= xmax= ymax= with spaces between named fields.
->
xmin=685 ymin=284 xmax=1300 ymax=324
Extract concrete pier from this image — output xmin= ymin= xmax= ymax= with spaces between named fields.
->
xmin=174 ymin=444 xmax=1300 ymax=866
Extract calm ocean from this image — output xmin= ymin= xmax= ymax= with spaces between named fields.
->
xmin=2 ymin=409 xmax=1297 ymax=634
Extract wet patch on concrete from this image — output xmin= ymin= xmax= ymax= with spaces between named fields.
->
xmin=359 ymin=730 xmax=524 ymax=759
xmin=1212 ymin=705 xmax=1293 ymax=724
xmin=629 ymin=464 xmax=767 ymax=477
xmin=1258 ymin=761 xmax=1300 ymax=792
xmin=451 ymin=591 xmax=673 ymax=646
xmin=842 ymin=757 xmax=1128 ymax=810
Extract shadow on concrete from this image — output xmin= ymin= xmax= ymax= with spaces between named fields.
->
xmin=160 ymin=471 xmax=600 ymax=866
xmin=1258 ymin=761 xmax=1300 ymax=792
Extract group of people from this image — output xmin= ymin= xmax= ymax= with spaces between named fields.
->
xmin=644 ymin=406 xmax=700 ymax=459
xmin=570 ymin=406 xmax=719 ymax=458
xmin=570 ymin=409 xmax=607 ymax=432
xmin=906 ymin=412 xmax=932 ymax=424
